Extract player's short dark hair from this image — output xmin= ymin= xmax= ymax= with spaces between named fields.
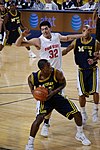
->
xmin=39 ymin=21 xmax=51 ymax=29
xmin=38 ymin=59 xmax=48 ymax=70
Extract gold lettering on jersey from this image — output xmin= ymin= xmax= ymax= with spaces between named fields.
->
xmin=11 ymin=17 xmax=20 ymax=23
xmin=88 ymin=50 xmax=92 ymax=56
xmin=45 ymin=44 xmax=59 ymax=51
xmin=78 ymin=46 xmax=92 ymax=52
xmin=78 ymin=46 xmax=84 ymax=52
xmin=44 ymin=82 xmax=54 ymax=90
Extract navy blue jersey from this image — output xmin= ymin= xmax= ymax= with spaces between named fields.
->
xmin=32 ymin=68 xmax=60 ymax=92
xmin=74 ymin=37 xmax=97 ymax=69
xmin=6 ymin=10 xmax=21 ymax=31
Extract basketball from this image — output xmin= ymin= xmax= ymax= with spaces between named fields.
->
xmin=33 ymin=87 xmax=48 ymax=101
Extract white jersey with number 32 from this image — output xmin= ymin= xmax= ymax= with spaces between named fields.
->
xmin=39 ymin=33 xmax=62 ymax=71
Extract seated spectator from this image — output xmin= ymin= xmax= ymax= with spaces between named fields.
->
xmin=31 ymin=0 xmax=44 ymax=10
xmin=43 ymin=0 xmax=59 ymax=10
xmin=54 ymin=0 xmax=62 ymax=10
xmin=16 ymin=0 xmax=24 ymax=8
xmin=62 ymin=0 xmax=75 ymax=10
xmin=79 ymin=0 xmax=96 ymax=10
xmin=72 ymin=0 xmax=83 ymax=7
xmin=22 ymin=0 xmax=34 ymax=9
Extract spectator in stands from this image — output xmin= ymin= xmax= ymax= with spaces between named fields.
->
xmin=43 ymin=0 xmax=59 ymax=10
xmin=31 ymin=0 xmax=44 ymax=10
xmin=22 ymin=0 xmax=33 ymax=9
xmin=62 ymin=0 xmax=75 ymax=10
xmin=72 ymin=0 xmax=83 ymax=7
xmin=16 ymin=0 xmax=23 ymax=8
xmin=79 ymin=0 xmax=96 ymax=10
xmin=53 ymin=0 xmax=62 ymax=10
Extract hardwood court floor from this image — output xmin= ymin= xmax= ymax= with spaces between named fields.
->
xmin=0 ymin=45 xmax=100 ymax=150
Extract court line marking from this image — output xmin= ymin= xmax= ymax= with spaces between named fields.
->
xmin=0 ymin=95 xmax=99 ymax=106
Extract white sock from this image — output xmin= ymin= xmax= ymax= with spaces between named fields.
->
xmin=81 ymin=107 xmax=86 ymax=113
xmin=93 ymin=104 xmax=98 ymax=111
xmin=76 ymin=125 xmax=83 ymax=133
xmin=28 ymin=136 xmax=34 ymax=145
xmin=0 ymin=34 xmax=2 ymax=40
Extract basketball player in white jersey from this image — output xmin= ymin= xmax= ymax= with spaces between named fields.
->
xmin=15 ymin=21 xmax=89 ymax=138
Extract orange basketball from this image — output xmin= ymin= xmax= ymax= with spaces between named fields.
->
xmin=33 ymin=87 xmax=48 ymax=101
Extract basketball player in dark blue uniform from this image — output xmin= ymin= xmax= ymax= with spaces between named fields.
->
xmin=0 ymin=2 xmax=8 ymax=50
xmin=2 ymin=1 xmax=36 ymax=58
xmin=62 ymin=25 xmax=100 ymax=125
xmin=25 ymin=59 xmax=91 ymax=150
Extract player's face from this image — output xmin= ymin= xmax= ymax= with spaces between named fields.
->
xmin=82 ymin=26 xmax=91 ymax=38
xmin=41 ymin=26 xmax=51 ymax=38
xmin=41 ymin=62 xmax=52 ymax=76
xmin=10 ymin=4 xmax=16 ymax=10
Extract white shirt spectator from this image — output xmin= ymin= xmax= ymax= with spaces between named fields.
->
xmin=44 ymin=0 xmax=59 ymax=10
xmin=79 ymin=0 xmax=96 ymax=10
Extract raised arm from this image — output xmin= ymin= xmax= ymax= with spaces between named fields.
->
xmin=60 ymin=28 xmax=89 ymax=42
xmin=15 ymin=29 xmax=40 ymax=49
xmin=62 ymin=41 xmax=74 ymax=56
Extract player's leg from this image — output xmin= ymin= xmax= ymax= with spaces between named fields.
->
xmin=40 ymin=112 xmax=51 ymax=137
xmin=25 ymin=113 xmax=45 ymax=150
xmin=25 ymin=46 xmax=36 ymax=58
xmin=79 ymin=95 xmax=88 ymax=125
xmin=25 ymin=99 xmax=53 ymax=150
xmin=55 ymin=95 xmax=91 ymax=146
xmin=77 ymin=69 xmax=88 ymax=125
xmin=0 ymin=18 xmax=3 ymax=44
xmin=36 ymin=100 xmax=51 ymax=137
xmin=92 ymin=67 xmax=99 ymax=122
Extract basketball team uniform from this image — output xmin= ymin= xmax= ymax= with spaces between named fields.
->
xmin=4 ymin=10 xmax=21 ymax=45
xmin=74 ymin=37 xmax=99 ymax=97
xmin=0 ymin=8 xmax=8 ymax=43
xmin=39 ymin=33 xmax=62 ymax=71
xmin=31 ymin=68 xmax=79 ymax=119
xmin=37 ymin=33 xmax=65 ymax=113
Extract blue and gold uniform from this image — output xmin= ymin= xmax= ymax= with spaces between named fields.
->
xmin=74 ymin=37 xmax=99 ymax=97
xmin=5 ymin=10 xmax=21 ymax=45
xmin=31 ymin=68 xmax=79 ymax=120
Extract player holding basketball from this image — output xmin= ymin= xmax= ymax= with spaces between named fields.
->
xmin=25 ymin=59 xmax=91 ymax=150
xmin=16 ymin=21 xmax=89 ymax=137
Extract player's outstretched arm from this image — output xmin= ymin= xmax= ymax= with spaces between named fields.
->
xmin=62 ymin=41 xmax=74 ymax=56
xmin=60 ymin=28 xmax=89 ymax=42
xmin=15 ymin=29 xmax=40 ymax=49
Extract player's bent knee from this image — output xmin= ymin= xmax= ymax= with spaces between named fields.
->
xmin=36 ymin=114 xmax=45 ymax=125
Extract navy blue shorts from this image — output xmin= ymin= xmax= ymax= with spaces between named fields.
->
xmin=39 ymin=94 xmax=79 ymax=120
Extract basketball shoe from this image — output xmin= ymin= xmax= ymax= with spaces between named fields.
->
xmin=75 ymin=132 xmax=91 ymax=146
xmin=25 ymin=144 xmax=34 ymax=150
xmin=81 ymin=111 xmax=88 ymax=125
xmin=92 ymin=109 xmax=98 ymax=122
xmin=40 ymin=123 xmax=49 ymax=137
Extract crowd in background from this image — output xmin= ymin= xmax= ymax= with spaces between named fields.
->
xmin=0 ymin=0 xmax=99 ymax=10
